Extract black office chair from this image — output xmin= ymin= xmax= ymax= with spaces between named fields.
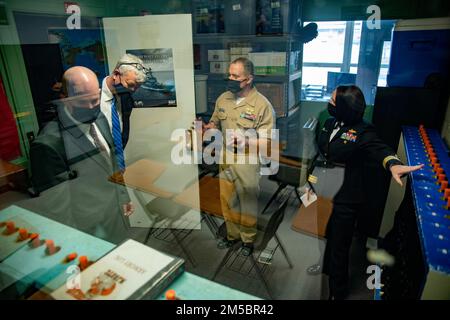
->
xmin=261 ymin=161 xmax=302 ymax=214
xmin=262 ymin=117 xmax=318 ymax=214
xmin=211 ymin=198 xmax=293 ymax=299
xmin=133 ymin=190 xmax=198 ymax=267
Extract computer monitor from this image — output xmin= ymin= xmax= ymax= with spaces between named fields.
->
xmin=327 ymin=72 xmax=357 ymax=93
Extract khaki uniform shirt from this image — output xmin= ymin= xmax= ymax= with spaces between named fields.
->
xmin=210 ymin=87 xmax=275 ymax=166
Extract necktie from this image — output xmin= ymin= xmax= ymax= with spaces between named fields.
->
xmin=111 ymin=99 xmax=125 ymax=171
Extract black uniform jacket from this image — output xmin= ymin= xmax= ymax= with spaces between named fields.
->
xmin=315 ymin=117 xmax=401 ymax=204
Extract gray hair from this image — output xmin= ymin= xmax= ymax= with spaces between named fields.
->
xmin=231 ymin=57 xmax=254 ymax=77
xmin=114 ymin=54 xmax=146 ymax=83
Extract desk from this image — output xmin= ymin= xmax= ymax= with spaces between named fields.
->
xmin=174 ymin=176 xmax=258 ymax=230
xmin=157 ymin=272 xmax=260 ymax=300
xmin=291 ymin=196 xmax=333 ymax=239
xmin=174 ymin=175 xmax=226 ymax=217
xmin=110 ymin=159 xmax=173 ymax=198
xmin=0 ymin=160 xmax=26 ymax=192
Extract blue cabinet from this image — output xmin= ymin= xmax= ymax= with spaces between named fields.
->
xmin=387 ymin=18 xmax=450 ymax=87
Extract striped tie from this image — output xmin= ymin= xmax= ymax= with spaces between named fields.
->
xmin=111 ymin=99 xmax=125 ymax=171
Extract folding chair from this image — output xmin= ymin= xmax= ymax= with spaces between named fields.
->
xmin=211 ymin=198 xmax=293 ymax=299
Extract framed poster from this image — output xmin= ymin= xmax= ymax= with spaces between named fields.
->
xmin=126 ymin=48 xmax=177 ymax=108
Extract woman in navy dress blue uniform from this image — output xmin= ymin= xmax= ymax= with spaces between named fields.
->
xmin=314 ymin=85 xmax=423 ymax=299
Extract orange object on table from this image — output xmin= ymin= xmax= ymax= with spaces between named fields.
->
xmin=29 ymin=233 xmax=42 ymax=248
xmin=79 ymin=256 xmax=89 ymax=270
xmin=18 ymin=228 xmax=29 ymax=241
xmin=3 ymin=221 xmax=17 ymax=235
xmin=65 ymin=252 xmax=78 ymax=262
xmin=440 ymin=181 xmax=448 ymax=191
xmin=438 ymin=174 xmax=446 ymax=183
xmin=45 ymin=239 xmax=59 ymax=255
xmin=165 ymin=289 xmax=179 ymax=300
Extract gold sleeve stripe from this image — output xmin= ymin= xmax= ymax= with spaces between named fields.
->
xmin=308 ymin=174 xmax=318 ymax=184
xmin=383 ymin=155 xmax=401 ymax=169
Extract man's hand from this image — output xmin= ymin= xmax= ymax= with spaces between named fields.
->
xmin=390 ymin=164 xmax=424 ymax=187
xmin=192 ymin=117 xmax=216 ymax=133
xmin=122 ymin=202 xmax=134 ymax=217
xmin=202 ymin=121 xmax=216 ymax=131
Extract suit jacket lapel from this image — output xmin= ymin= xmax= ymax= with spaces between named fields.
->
xmin=330 ymin=120 xmax=346 ymax=143
xmin=95 ymin=114 xmax=121 ymax=172
xmin=95 ymin=113 xmax=114 ymax=150
xmin=58 ymin=109 xmax=112 ymax=173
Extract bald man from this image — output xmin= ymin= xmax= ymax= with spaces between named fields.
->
xmin=28 ymin=66 xmax=133 ymax=244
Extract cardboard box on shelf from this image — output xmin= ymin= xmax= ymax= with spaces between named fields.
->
xmin=255 ymin=82 xmax=286 ymax=117
xmin=230 ymin=54 xmax=249 ymax=62
xmin=210 ymin=61 xmax=229 ymax=74
xmin=208 ymin=49 xmax=230 ymax=62
xmin=229 ymin=46 xmax=242 ymax=54
xmin=241 ymin=47 xmax=253 ymax=54
xmin=229 ymin=42 xmax=252 ymax=55
xmin=249 ymin=52 xmax=287 ymax=75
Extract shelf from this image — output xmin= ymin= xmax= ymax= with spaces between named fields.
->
xmin=193 ymin=34 xmax=302 ymax=44
xmin=199 ymin=70 xmax=301 ymax=82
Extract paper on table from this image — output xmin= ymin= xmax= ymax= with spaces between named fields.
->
xmin=300 ymin=189 xmax=318 ymax=208
xmin=51 ymin=239 xmax=175 ymax=300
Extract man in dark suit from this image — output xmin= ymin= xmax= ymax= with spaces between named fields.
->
xmin=28 ymin=66 xmax=133 ymax=244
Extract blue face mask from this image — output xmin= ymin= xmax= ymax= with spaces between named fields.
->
xmin=114 ymin=83 xmax=132 ymax=95
xmin=226 ymin=79 xmax=243 ymax=94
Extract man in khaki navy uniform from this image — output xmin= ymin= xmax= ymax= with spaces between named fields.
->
xmin=204 ymin=57 xmax=275 ymax=256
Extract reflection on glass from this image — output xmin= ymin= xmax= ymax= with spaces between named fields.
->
xmin=303 ymin=21 xmax=347 ymax=64
xmin=350 ymin=21 xmax=362 ymax=65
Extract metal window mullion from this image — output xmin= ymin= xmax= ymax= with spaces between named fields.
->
xmin=341 ymin=21 xmax=354 ymax=73
xmin=303 ymin=62 xmax=343 ymax=68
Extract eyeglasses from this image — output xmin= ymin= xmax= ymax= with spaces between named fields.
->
xmin=119 ymin=62 xmax=151 ymax=74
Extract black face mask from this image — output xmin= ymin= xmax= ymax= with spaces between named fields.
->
xmin=72 ymin=105 xmax=101 ymax=124
xmin=226 ymin=79 xmax=243 ymax=94
xmin=327 ymin=102 xmax=337 ymax=117
xmin=114 ymin=83 xmax=132 ymax=95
